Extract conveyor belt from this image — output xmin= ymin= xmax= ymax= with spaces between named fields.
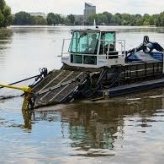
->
xmin=33 ymin=69 xmax=86 ymax=107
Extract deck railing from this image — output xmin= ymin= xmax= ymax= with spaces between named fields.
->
xmin=60 ymin=38 xmax=126 ymax=67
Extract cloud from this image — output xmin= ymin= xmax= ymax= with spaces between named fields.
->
xmin=6 ymin=0 xmax=164 ymax=15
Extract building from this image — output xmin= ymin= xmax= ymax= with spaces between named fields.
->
xmin=84 ymin=2 xmax=96 ymax=21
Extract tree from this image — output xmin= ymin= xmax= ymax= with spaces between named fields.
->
xmin=0 ymin=11 xmax=5 ymax=27
xmin=0 ymin=0 xmax=6 ymax=10
xmin=47 ymin=13 xmax=63 ymax=25
xmin=0 ymin=0 xmax=12 ymax=27
xmin=87 ymin=13 xmax=108 ymax=25
xmin=87 ymin=14 xmax=97 ymax=25
xmin=114 ymin=13 xmax=122 ymax=25
xmin=31 ymin=16 xmax=47 ymax=25
xmin=13 ymin=12 xmax=32 ymax=25
xmin=158 ymin=12 xmax=164 ymax=26
xmin=103 ymin=12 xmax=113 ymax=24
xmin=121 ymin=14 xmax=131 ymax=25
xmin=134 ymin=14 xmax=143 ymax=26
xmin=66 ymin=14 xmax=75 ymax=25
xmin=143 ymin=14 xmax=150 ymax=25
xmin=97 ymin=13 xmax=108 ymax=25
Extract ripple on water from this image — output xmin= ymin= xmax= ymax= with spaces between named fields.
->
xmin=0 ymin=26 xmax=164 ymax=163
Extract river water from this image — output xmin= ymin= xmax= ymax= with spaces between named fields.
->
xmin=0 ymin=26 xmax=164 ymax=163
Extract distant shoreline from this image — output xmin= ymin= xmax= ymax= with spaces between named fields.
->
xmin=12 ymin=11 xmax=164 ymax=27
xmin=6 ymin=25 xmax=164 ymax=34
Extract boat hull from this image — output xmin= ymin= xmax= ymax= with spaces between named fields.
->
xmin=32 ymin=60 xmax=164 ymax=108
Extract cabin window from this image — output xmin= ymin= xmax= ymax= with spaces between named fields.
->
xmin=69 ymin=31 xmax=99 ymax=54
xmin=100 ymin=32 xmax=116 ymax=54
xmin=69 ymin=31 xmax=100 ymax=65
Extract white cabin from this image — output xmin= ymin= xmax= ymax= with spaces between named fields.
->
xmin=61 ymin=29 xmax=126 ymax=68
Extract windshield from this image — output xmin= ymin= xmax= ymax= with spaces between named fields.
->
xmin=69 ymin=31 xmax=100 ymax=54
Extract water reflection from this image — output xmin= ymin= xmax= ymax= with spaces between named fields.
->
xmin=32 ymin=90 xmax=164 ymax=156
xmin=0 ymin=28 xmax=12 ymax=38
xmin=0 ymin=29 xmax=12 ymax=69
xmin=87 ymin=26 xmax=164 ymax=33
xmin=118 ymin=27 xmax=164 ymax=33
xmin=11 ymin=26 xmax=48 ymax=33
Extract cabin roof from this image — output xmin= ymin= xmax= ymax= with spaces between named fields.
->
xmin=71 ymin=28 xmax=116 ymax=33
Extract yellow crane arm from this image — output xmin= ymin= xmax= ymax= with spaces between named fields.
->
xmin=0 ymin=84 xmax=32 ymax=93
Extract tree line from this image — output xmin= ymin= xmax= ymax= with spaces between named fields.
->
xmin=88 ymin=12 xmax=164 ymax=26
xmin=12 ymin=12 xmax=76 ymax=26
xmin=12 ymin=11 xmax=164 ymax=27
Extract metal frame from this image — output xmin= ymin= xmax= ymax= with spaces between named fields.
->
xmin=60 ymin=31 xmax=126 ymax=68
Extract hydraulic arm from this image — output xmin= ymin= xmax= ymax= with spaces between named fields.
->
xmin=0 ymin=83 xmax=32 ymax=93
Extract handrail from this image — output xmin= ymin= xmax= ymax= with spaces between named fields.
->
xmin=62 ymin=52 xmax=122 ymax=57
xmin=61 ymin=38 xmax=126 ymax=66
xmin=59 ymin=38 xmax=71 ymax=57
xmin=61 ymin=39 xmax=125 ymax=55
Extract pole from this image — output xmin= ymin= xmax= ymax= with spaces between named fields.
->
xmin=0 ymin=74 xmax=39 ymax=90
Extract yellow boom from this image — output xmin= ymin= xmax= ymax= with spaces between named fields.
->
xmin=0 ymin=83 xmax=35 ymax=112
xmin=0 ymin=84 xmax=32 ymax=93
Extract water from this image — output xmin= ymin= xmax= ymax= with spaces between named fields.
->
xmin=0 ymin=26 xmax=164 ymax=163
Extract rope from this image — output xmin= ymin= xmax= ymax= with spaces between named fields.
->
xmin=0 ymin=75 xmax=39 ymax=90
xmin=0 ymin=67 xmax=48 ymax=90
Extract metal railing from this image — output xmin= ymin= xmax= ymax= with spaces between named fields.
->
xmin=60 ymin=38 xmax=126 ymax=66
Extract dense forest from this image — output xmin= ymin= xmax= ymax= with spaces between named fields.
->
xmin=12 ymin=11 xmax=164 ymax=26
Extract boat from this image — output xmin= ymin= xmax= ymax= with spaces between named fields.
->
xmin=32 ymin=28 xmax=164 ymax=108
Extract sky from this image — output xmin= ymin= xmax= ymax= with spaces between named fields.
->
xmin=5 ymin=0 xmax=164 ymax=15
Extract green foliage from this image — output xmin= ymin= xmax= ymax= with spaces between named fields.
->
xmin=32 ymin=16 xmax=47 ymax=25
xmin=47 ymin=13 xmax=63 ymax=25
xmin=12 ymin=10 xmax=164 ymax=27
xmin=156 ymin=12 xmax=164 ymax=26
xmin=13 ymin=11 xmax=47 ymax=25
xmin=0 ymin=0 xmax=12 ymax=27
xmin=3 ymin=6 xmax=12 ymax=26
xmin=0 ymin=11 xmax=5 ymax=27
xmin=13 ymin=12 xmax=32 ymax=25
xmin=134 ymin=14 xmax=143 ymax=26
xmin=66 ymin=14 xmax=75 ymax=25
xmin=96 ymin=13 xmax=108 ymax=25
xmin=0 ymin=0 xmax=6 ymax=10
xmin=86 ymin=11 xmax=164 ymax=26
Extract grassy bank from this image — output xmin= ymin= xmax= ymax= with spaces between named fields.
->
xmin=0 ymin=28 xmax=12 ymax=38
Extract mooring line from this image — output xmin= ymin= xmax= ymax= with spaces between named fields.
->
xmin=0 ymin=74 xmax=40 ymax=90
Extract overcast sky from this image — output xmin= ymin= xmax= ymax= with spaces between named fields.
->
xmin=6 ymin=0 xmax=164 ymax=15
